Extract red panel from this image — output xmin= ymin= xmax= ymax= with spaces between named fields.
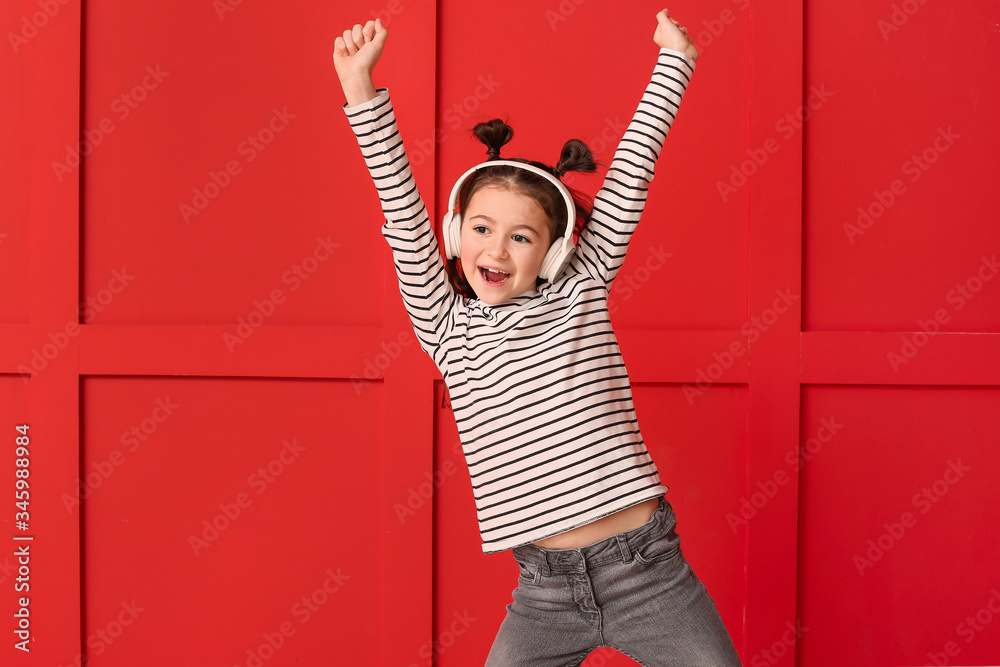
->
xmin=803 ymin=0 xmax=1000 ymax=332
xmin=798 ymin=386 xmax=1000 ymax=666
xmin=0 ymin=2 xmax=30 ymax=323
xmin=81 ymin=1 xmax=384 ymax=326
xmin=81 ymin=376 xmax=381 ymax=664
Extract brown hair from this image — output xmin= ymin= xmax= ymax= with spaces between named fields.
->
xmin=446 ymin=119 xmax=598 ymax=298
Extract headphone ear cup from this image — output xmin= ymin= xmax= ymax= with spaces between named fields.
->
xmin=539 ymin=237 xmax=575 ymax=282
xmin=442 ymin=212 xmax=462 ymax=259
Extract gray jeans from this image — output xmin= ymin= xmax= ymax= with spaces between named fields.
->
xmin=485 ymin=497 xmax=742 ymax=666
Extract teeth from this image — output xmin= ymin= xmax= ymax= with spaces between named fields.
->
xmin=480 ymin=267 xmax=509 ymax=283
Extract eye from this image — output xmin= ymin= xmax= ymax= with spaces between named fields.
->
xmin=472 ymin=225 xmax=489 ymax=234
xmin=512 ymin=234 xmax=531 ymax=244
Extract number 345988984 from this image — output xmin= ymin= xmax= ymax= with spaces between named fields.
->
xmin=15 ymin=424 xmax=30 ymax=529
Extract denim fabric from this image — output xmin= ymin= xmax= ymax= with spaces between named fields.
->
xmin=485 ymin=497 xmax=742 ymax=666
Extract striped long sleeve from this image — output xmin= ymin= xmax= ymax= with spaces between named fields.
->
xmin=344 ymin=49 xmax=694 ymax=554
xmin=343 ymin=90 xmax=460 ymax=369
xmin=571 ymin=49 xmax=695 ymax=285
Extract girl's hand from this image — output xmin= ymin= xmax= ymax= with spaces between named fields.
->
xmin=333 ymin=19 xmax=387 ymax=106
xmin=653 ymin=9 xmax=698 ymax=63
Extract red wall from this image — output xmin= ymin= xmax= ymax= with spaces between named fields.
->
xmin=2 ymin=0 xmax=998 ymax=665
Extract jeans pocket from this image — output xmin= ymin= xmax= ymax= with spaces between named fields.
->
xmin=631 ymin=524 xmax=682 ymax=565
xmin=515 ymin=557 xmax=541 ymax=585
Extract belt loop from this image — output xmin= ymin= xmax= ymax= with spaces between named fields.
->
xmin=615 ymin=533 xmax=632 ymax=563
xmin=539 ymin=549 xmax=552 ymax=576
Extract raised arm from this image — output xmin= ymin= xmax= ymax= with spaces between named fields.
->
xmin=333 ymin=19 xmax=386 ymax=106
xmin=335 ymin=20 xmax=459 ymax=366
xmin=571 ymin=9 xmax=697 ymax=285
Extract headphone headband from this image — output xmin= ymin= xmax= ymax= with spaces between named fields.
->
xmin=441 ymin=160 xmax=577 ymax=282
xmin=446 ymin=159 xmax=577 ymax=234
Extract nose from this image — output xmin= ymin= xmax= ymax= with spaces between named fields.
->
xmin=487 ymin=235 xmax=509 ymax=259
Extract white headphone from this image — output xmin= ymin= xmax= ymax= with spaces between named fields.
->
xmin=441 ymin=160 xmax=577 ymax=283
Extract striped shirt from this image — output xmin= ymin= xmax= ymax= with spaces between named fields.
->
xmin=345 ymin=49 xmax=694 ymax=553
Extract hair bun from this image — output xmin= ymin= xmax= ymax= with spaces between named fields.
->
xmin=553 ymin=139 xmax=597 ymax=177
xmin=473 ymin=119 xmax=514 ymax=161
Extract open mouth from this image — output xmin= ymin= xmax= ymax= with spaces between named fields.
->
xmin=479 ymin=267 xmax=510 ymax=286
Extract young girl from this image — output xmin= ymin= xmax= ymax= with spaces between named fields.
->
xmin=334 ymin=10 xmax=742 ymax=666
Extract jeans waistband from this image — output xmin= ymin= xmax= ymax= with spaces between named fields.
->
xmin=511 ymin=496 xmax=671 ymax=574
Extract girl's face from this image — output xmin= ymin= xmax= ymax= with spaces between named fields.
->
xmin=459 ymin=186 xmax=554 ymax=305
